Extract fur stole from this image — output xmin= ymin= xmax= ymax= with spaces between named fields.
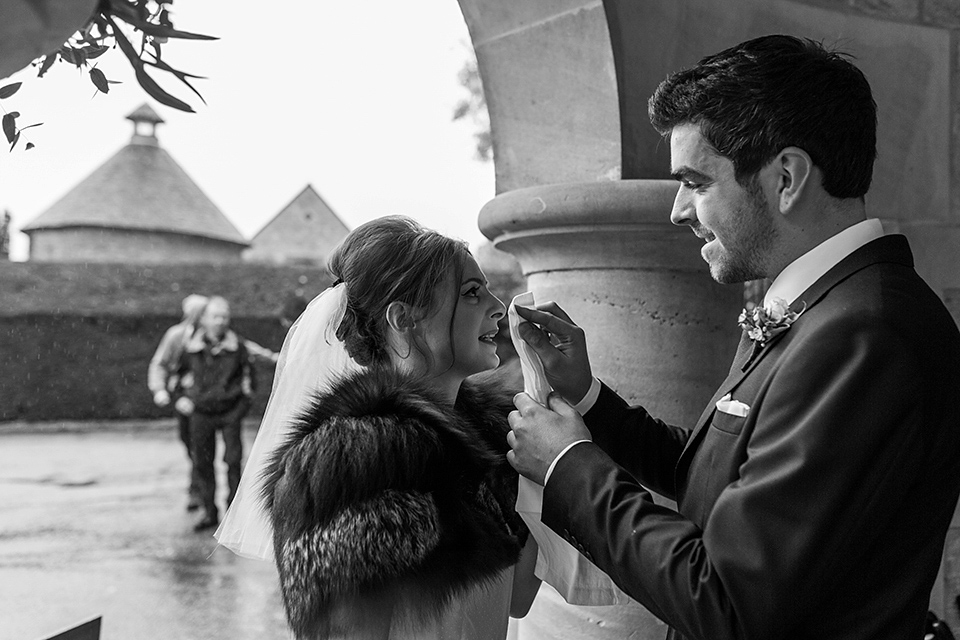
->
xmin=261 ymin=367 xmax=526 ymax=638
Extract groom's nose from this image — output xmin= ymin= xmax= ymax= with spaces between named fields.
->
xmin=670 ymin=185 xmax=696 ymax=227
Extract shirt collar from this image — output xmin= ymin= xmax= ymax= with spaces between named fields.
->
xmin=186 ymin=329 xmax=239 ymax=354
xmin=764 ymin=218 xmax=885 ymax=307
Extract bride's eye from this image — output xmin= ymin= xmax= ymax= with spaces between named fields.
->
xmin=462 ymin=285 xmax=481 ymax=299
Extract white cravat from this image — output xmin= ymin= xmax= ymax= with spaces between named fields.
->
xmin=544 ymin=218 xmax=886 ymax=486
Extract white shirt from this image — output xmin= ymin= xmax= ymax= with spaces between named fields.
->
xmin=543 ymin=218 xmax=886 ymax=486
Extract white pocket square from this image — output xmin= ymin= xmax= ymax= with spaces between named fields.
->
xmin=716 ymin=393 xmax=750 ymax=417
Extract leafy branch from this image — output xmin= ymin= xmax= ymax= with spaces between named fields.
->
xmin=0 ymin=83 xmax=41 ymax=151
xmin=1 ymin=0 xmax=217 ymax=152
xmin=45 ymin=0 xmax=218 ymax=112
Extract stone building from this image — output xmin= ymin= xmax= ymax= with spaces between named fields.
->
xmin=243 ymin=184 xmax=349 ymax=266
xmin=21 ymin=104 xmax=248 ymax=264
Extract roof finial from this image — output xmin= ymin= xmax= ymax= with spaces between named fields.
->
xmin=126 ymin=103 xmax=165 ymax=143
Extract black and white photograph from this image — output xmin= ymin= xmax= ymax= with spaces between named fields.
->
xmin=2 ymin=2 xmax=960 ymax=639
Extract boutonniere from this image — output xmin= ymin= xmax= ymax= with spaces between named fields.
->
xmin=738 ymin=297 xmax=805 ymax=346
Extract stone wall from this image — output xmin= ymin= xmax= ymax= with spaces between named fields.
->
xmin=27 ymin=228 xmax=246 ymax=264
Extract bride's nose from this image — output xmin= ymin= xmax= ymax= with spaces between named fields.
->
xmin=490 ymin=294 xmax=505 ymax=319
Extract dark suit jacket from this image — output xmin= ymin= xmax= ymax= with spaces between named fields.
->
xmin=542 ymin=235 xmax=960 ymax=640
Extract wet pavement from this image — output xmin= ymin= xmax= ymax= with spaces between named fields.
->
xmin=0 ymin=420 xmax=288 ymax=640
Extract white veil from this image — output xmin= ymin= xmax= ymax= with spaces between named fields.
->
xmin=215 ymin=283 xmax=361 ymax=560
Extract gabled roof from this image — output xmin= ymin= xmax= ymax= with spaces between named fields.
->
xmin=22 ymin=104 xmax=247 ymax=246
xmin=244 ymin=184 xmax=349 ymax=264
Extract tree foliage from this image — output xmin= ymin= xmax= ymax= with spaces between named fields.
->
xmin=0 ymin=0 xmax=217 ymax=151
xmin=452 ymin=48 xmax=492 ymax=162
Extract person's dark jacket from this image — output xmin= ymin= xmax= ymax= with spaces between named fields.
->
xmin=261 ymin=367 xmax=527 ymax=639
xmin=181 ymin=329 xmax=252 ymax=415
xmin=544 ymin=235 xmax=960 ymax=640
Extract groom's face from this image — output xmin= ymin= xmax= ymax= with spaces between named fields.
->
xmin=668 ymin=123 xmax=777 ymax=284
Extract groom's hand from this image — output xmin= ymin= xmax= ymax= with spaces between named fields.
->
xmin=507 ymin=392 xmax=591 ymax=486
xmin=515 ymin=302 xmax=593 ymax=404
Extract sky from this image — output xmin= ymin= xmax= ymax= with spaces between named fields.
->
xmin=0 ymin=1 xmax=494 ymax=261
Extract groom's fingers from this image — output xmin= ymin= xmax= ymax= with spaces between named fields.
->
xmin=515 ymin=304 xmax=578 ymax=338
xmin=534 ymin=301 xmax=575 ymax=324
xmin=517 ymin=321 xmax=554 ymax=355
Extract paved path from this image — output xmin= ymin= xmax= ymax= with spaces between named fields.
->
xmin=0 ymin=421 xmax=288 ymax=640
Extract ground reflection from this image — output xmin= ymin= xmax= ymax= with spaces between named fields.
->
xmin=0 ymin=424 xmax=287 ymax=640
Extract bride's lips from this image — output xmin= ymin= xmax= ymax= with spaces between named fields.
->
xmin=478 ymin=329 xmax=498 ymax=345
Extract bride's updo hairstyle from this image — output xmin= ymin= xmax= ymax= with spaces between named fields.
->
xmin=328 ymin=215 xmax=470 ymax=367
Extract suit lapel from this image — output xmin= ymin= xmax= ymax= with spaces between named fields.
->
xmin=676 ymin=331 xmax=754 ymax=463
xmin=673 ymin=234 xmax=914 ymax=494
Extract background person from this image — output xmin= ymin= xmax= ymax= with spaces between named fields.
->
xmin=176 ymin=296 xmax=256 ymax=532
xmin=147 ymin=293 xmax=208 ymax=511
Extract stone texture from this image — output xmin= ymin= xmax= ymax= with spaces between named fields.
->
xmin=895 ymin=223 xmax=960 ymax=294
xmin=480 ymin=178 xmax=741 ymax=639
xmin=953 ymin=31 xmax=960 ymax=220
xmin=945 ymin=288 xmax=960 ymax=328
xmin=784 ymin=0 xmax=857 ymax=11
xmin=457 ymin=0 xmax=600 ymax=45
xmin=941 ymin=526 xmax=960 ymax=628
xmin=243 ymin=185 xmax=349 ymax=266
xmin=850 ymin=0 xmax=920 ymax=21
xmin=28 ymin=227 xmax=244 ymax=264
xmin=462 ymin=1 xmax=620 ymax=192
xmin=605 ymin=0 xmax=952 ymax=224
xmin=924 ymin=0 xmax=960 ymax=27
xmin=480 ymin=180 xmax=741 ymax=426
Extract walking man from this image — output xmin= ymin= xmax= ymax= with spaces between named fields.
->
xmin=176 ymin=296 xmax=255 ymax=531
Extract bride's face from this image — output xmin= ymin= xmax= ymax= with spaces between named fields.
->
xmin=417 ymin=256 xmax=505 ymax=380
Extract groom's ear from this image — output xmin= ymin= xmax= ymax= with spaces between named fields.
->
xmin=385 ymin=301 xmax=417 ymax=333
xmin=775 ymin=146 xmax=814 ymax=214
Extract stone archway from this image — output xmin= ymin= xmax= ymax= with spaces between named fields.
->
xmin=460 ymin=0 xmax=960 ymax=630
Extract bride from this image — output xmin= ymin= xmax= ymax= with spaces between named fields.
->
xmin=216 ymin=215 xmax=539 ymax=639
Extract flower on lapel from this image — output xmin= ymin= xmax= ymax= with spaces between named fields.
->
xmin=738 ymin=297 xmax=805 ymax=345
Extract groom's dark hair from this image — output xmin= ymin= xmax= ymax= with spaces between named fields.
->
xmin=648 ymin=34 xmax=877 ymax=199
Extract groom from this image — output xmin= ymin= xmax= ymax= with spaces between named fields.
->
xmin=506 ymin=35 xmax=960 ymax=640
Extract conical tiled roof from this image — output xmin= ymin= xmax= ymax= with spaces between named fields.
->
xmin=243 ymin=184 xmax=349 ymax=264
xmin=22 ymin=104 xmax=246 ymax=246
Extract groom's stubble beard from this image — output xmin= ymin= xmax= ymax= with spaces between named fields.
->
xmin=707 ymin=179 xmax=778 ymax=285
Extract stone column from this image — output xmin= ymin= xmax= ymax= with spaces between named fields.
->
xmin=482 ymin=179 xmax=741 ymax=639
xmin=480 ymin=179 xmax=741 ymax=425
